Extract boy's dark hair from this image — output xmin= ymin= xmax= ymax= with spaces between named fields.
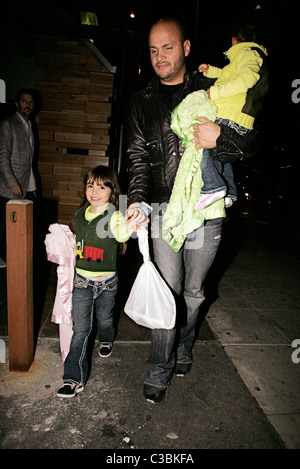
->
xmin=79 ymin=165 xmax=128 ymax=254
xmin=231 ymin=8 xmax=267 ymax=46
xmin=80 ymin=165 xmax=121 ymax=211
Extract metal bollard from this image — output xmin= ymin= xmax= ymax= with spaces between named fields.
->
xmin=6 ymin=199 xmax=34 ymax=371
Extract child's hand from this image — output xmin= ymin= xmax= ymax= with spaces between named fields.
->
xmin=126 ymin=218 xmax=137 ymax=232
xmin=126 ymin=217 xmax=149 ymax=232
xmin=198 ymin=63 xmax=209 ymax=74
xmin=207 ymin=88 xmax=211 ymax=99
xmin=126 ymin=203 xmax=149 ymax=232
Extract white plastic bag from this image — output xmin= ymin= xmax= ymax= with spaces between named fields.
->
xmin=124 ymin=227 xmax=176 ymax=329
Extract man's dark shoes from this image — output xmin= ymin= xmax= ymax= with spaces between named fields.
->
xmin=174 ymin=363 xmax=192 ymax=377
xmin=143 ymin=384 xmax=167 ymax=404
xmin=98 ymin=344 xmax=112 ymax=358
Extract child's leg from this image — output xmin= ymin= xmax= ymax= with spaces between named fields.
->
xmin=219 ymin=119 xmax=250 ymax=207
xmin=94 ymin=274 xmax=118 ymax=355
xmin=223 ymin=162 xmax=237 ymax=206
xmin=195 ymin=148 xmax=227 ymax=210
xmin=62 ymin=274 xmax=94 ymax=386
xmin=59 ymin=322 xmax=73 ymax=362
xmin=200 ymin=148 xmax=226 ymax=193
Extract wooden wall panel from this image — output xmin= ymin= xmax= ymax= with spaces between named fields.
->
xmin=35 ymin=35 xmax=113 ymax=225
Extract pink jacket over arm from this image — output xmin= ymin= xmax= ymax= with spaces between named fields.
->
xmin=45 ymin=223 xmax=76 ymax=361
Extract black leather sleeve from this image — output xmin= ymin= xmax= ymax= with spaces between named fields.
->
xmin=210 ymin=125 xmax=262 ymax=164
xmin=123 ymin=95 xmax=152 ymax=206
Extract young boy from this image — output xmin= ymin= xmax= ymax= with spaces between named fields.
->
xmin=195 ymin=8 xmax=269 ymax=210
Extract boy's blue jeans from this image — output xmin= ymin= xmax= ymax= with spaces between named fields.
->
xmin=200 ymin=148 xmax=236 ymax=198
xmin=63 ymin=272 xmax=118 ymax=385
xmin=200 ymin=118 xmax=250 ymax=200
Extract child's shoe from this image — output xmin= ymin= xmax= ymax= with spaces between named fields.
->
xmin=57 ymin=382 xmax=84 ymax=398
xmin=194 ymin=189 xmax=226 ymax=210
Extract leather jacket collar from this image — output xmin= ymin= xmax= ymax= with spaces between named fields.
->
xmin=143 ymin=68 xmax=193 ymax=100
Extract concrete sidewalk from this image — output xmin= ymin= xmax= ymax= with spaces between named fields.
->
xmin=0 ymin=210 xmax=299 ymax=450
xmin=0 ymin=336 xmax=287 ymax=451
xmin=206 ymin=233 xmax=300 ymax=449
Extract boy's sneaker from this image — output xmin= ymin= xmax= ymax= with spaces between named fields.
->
xmin=194 ymin=189 xmax=226 ymax=210
xmin=98 ymin=344 xmax=112 ymax=358
xmin=57 ymin=382 xmax=84 ymax=398
xmin=0 ymin=257 xmax=6 ymax=268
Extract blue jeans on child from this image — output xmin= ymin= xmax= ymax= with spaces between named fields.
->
xmin=200 ymin=118 xmax=251 ymax=200
xmin=63 ymin=272 xmax=118 ymax=386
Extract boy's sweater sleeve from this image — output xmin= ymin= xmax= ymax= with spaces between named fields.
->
xmin=110 ymin=211 xmax=133 ymax=243
xmin=210 ymin=49 xmax=263 ymax=101
xmin=205 ymin=65 xmax=223 ymax=79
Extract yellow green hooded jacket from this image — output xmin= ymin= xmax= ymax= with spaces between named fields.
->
xmin=205 ymin=42 xmax=269 ymax=129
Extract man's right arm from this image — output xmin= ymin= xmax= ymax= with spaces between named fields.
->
xmin=193 ymin=117 xmax=261 ymax=163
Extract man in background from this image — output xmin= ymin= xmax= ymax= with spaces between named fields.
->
xmin=0 ymin=88 xmax=38 ymax=267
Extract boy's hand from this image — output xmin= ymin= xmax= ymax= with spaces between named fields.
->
xmin=126 ymin=203 xmax=149 ymax=232
xmin=198 ymin=63 xmax=209 ymax=74
xmin=126 ymin=217 xmax=149 ymax=232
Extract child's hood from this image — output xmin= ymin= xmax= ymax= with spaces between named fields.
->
xmin=225 ymin=42 xmax=268 ymax=61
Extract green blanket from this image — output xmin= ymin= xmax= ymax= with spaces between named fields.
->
xmin=162 ymin=90 xmax=225 ymax=252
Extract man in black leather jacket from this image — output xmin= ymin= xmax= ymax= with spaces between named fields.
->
xmin=124 ymin=17 xmax=260 ymax=404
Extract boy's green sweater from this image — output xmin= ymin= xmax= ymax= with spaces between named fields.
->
xmin=74 ymin=207 xmax=122 ymax=274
